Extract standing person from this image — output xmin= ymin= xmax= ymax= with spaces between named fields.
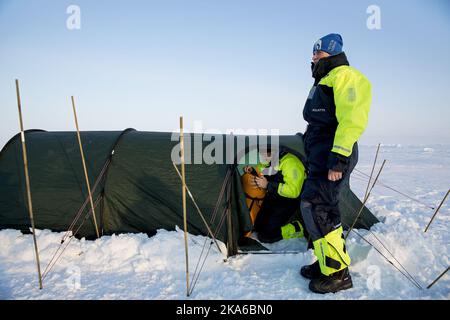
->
xmin=300 ymin=33 xmax=372 ymax=293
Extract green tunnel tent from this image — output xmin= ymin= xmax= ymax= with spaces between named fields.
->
xmin=0 ymin=129 xmax=379 ymax=256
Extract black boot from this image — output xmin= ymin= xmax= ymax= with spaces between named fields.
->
xmin=299 ymin=260 xmax=322 ymax=279
xmin=308 ymin=268 xmax=353 ymax=294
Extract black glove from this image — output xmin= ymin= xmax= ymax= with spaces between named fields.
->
xmin=327 ymin=152 xmax=349 ymax=173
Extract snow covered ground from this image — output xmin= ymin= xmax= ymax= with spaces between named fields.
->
xmin=0 ymin=144 xmax=449 ymax=300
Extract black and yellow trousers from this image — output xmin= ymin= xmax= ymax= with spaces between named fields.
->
xmin=301 ymin=139 xmax=358 ymax=276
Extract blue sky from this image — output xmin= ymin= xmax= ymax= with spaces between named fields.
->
xmin=1 ymin=0 xmax=449 ymax=148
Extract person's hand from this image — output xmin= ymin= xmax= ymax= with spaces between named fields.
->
xmin=244 ymin=165 xmax=252 ymax=174
xmin=328 ymin=169 xmax=342 ymax=181
xmin=253 ymin=176 xmax=268 ymax=189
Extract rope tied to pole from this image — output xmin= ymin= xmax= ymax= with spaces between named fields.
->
xmin=42 ymin=194 xmax=103 ymax=280
xmin=41 ymin=159 xmax=110 ymax=279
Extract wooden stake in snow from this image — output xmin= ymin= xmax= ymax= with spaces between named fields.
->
xmin=427 ymin=266 xmax=449 ymax=289
xmin=424 ymin=189 xmax=449 ymax=233
xmin=180 ymin=116 xmax=190 ymax=297
xmin=364 ymin=143 xmax=381 ymax=200
xmin=71 ymin=96 xmax=100 ymax=238
xmin=15 ymin=79 xmax=43 ymax=290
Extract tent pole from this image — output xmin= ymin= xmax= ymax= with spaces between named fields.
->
xmin=71 ymin=96 xmax=100 ymax=238
xmin=225 ymin=172 xmax=235 ymax=257
xmin=180 ymin=116 xmax=190 ymax=297
xmin=15 ymin=79 xmax=43 ymax=290
xmin=424 ymin=189 xmax=449 ymax=233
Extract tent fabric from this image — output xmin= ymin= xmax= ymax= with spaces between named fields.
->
xmin=0 ymin=130 xmax=379 ymax=255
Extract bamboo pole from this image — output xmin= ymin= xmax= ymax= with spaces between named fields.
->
xmin=71 ymin=96 xmax=100 ymax=238
xmin=15 ymin=79 xmax=43 ymax=290
xmin=424 ymin=189 xmax=449 ymax=233
xmin=364 ymin=143 xmax=380 ymax=200
xmin=180 ymin=116 xmax=190 ymax=297
xmin=427 ymin=266 xmax=449 ymax=289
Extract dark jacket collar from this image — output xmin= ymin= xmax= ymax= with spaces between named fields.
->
xmin=311 ymin=52 xmax=349 ymax=83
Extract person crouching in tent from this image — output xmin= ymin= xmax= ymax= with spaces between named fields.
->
xmin=242 ymin=146 xmax=307 ymax=243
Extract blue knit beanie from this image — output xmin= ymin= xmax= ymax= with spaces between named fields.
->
xmin=313 ymin=33 xmax=343 ymax=56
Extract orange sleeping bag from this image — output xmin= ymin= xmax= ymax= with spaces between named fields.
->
xmin=241 ymin=171 xmax=266 ymax=237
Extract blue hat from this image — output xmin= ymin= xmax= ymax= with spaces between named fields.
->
xmin=313 ymin=33 xmax=343 ymax=56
